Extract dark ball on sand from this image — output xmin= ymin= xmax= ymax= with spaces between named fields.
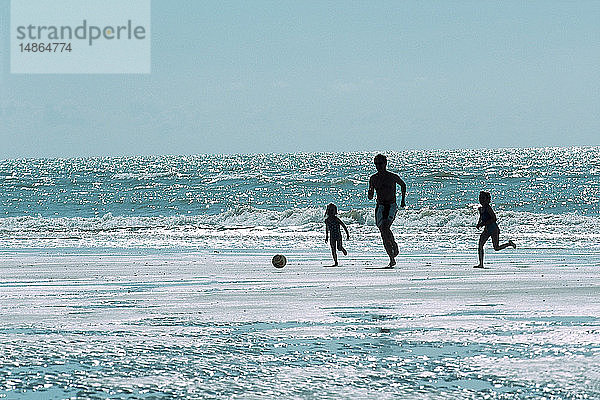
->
xmin=272 ymin=254 xmax=287 ymax=268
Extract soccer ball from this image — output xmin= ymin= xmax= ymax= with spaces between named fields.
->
xmin=272 ymin=254 xmax=287 ymax=268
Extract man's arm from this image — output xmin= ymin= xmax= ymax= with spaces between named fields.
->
xmin=325 ymin=223 xmax=329 ymax=242
xmin=394 ymin=174 xmax=406 ymax=207
xmin=367 ymin=176 xmax=375 ymax=200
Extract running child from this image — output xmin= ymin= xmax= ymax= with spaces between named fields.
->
xmin=474 ymin=191 xmax=516 ymax=268
xmin=324 ymin=203 xmax=350 ymax=266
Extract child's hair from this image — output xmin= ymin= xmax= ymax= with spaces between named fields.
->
xmin=479 ymin=191 xmax=491 ymax=203
xmin=325 ymin=203 xmax=337 ymax=216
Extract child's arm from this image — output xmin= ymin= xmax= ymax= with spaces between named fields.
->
xmin=338 ymin=218 xmax=350 ymax=239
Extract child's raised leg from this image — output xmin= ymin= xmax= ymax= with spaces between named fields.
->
xmin=491 ymin=233 xmax=516 ymax=251
xmin=337 ymin=238 xmax=347 ymax=256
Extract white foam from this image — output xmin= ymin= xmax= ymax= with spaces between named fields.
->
xmin=0 ymin=207 xmax=598 ymax=250
xmin=112 ymin=172 xmax=180 ymax=180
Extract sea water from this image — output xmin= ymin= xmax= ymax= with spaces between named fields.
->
xmin=0 ymin=147 xmax=598 ymax=251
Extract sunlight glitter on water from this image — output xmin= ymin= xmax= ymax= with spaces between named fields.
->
xmin=1 ymin=250 xmax=598 ymax=399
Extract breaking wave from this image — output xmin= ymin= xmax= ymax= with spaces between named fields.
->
xmin=0 ymin=206 xmax=597 ymax=235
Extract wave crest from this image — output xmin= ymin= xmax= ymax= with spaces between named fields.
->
xmin=0 ymin=207 xmax=597 ymax=234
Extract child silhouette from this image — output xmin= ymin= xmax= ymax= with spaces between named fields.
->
xmin=324 ymin=203 xmax=350 ymax=267
xmin=474 ymin=191 xmax=516 ymax=268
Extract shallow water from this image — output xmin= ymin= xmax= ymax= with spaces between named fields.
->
xmin=1 ymin=250 xmax=599 ymax=399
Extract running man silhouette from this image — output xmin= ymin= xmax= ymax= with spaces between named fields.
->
xmin=368 ymin=154 xmax=406 ymax=268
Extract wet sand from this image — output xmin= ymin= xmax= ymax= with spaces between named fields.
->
xmin=1 ymin=249 xmax=599 ymax=398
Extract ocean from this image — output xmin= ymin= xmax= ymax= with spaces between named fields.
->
xmin=1 ymin=147 xmax=599 ymax=399
xmin=0 ymin=147 xmax=598 ymax=251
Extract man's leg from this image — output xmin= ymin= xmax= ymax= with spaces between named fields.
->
xmin=386 ymin=228 xmax=398 ymax=257
xmin=391 ymin=232 xmax=399 ymax=257
xmin=384 ymin=204 xmax=399 ymax=257
xmin=379 ymin=222 xmax=396 ymax=266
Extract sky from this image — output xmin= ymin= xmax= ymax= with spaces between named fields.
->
xmin=1 ymin=0 xmax=599 ymax=158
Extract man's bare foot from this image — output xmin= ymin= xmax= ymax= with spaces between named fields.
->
xmin=341 ymin=248 xmax=348 ymax=256
xmin=509 ymin=240 xmax=516 ymax=249
xmin=386 ymin=259 xmax=396 ymax=268
xmin=326 ymin=263 xmax=339 ymax=267
xmin=473 ymin=264 xmax=484 ymax=269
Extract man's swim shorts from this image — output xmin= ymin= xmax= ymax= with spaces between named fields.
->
xmin=375 ymin=203 xmax=398 ymax=228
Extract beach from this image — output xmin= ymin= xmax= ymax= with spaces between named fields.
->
xmin=4 ymin=0 xmax=600 ymax=396
xmin=0 ymin=148 xmax=598 ymax=398
xmin=1 ymin=248 xmax=599 ymax=398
